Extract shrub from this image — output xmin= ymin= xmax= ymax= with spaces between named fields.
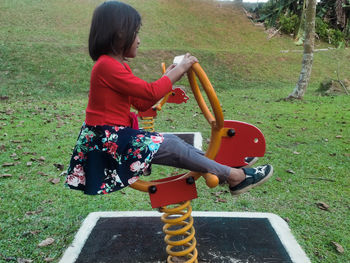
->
xmin=328 ymin=28 xmax=345 ymax=46
xmin=278 ymin=14 xmax=299 ymax=35
xmin=315 ymin=17 xmax=329 ymax=40
xmin=316 ymin=17 xmax=345 ymax=47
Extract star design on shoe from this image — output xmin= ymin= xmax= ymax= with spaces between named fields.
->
xmin=229 ymin=164 xmax=273 ymax=195
xmin=254 ymin=166 xmax=267 ymax=176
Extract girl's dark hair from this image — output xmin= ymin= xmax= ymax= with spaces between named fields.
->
xmin=88 ymin=1 xmax=141 ymax=61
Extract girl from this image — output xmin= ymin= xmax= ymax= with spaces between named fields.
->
xmin=65 ymin=1 xmax=273 ymax=196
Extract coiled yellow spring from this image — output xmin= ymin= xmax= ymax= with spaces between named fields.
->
xmin=139 ymin=116 xmax=155 ymax=132
xmin=160 ymin=201 xmax=198 ymax=263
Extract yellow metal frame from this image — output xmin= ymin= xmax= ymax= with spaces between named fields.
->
xmin=155 ymin=62 xmax=171 ymax=111
xmin=130 ymin=62 xmax=224 ymax=192
xmin=138 ymin=63 xmax=169 ymax=132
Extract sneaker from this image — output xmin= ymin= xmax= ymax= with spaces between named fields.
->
xmin=229 ymin=164 xmax=273 ymax=195
xmin=243 ymin=157 xmax=259 ymax=167
xmin=234 ymin=157 xmax=259 ymax=168
xmin=219 ymin=157 xmax=260 ymax=185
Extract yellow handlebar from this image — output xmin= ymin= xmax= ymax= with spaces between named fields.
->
xmin=130 ymin=62 xmax=224 ymax=192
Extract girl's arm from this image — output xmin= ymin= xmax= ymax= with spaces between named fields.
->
xmin=130 ymin=53 xmax=198 ymax=112
xmin=164 ymin=53 xmax=198 ymax=84
xmin=96 ymin=58 xmax=172 ymax=101
xmin=130 ymin=96 xmax=158 ymax=112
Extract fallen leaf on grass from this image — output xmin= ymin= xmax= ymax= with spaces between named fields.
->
xmin=41 ymin=199 xmax=53 ymax=204
xmin=23 ymin=152 xmax=37 ymax=155
xmin=286 ymin=169 xmax=295 ymax=174
xmin=2 ymin=162 xmax=14 ymax=167
xmin=56 ymin=122 xmax=65 ymax=128
xmin=49 ymin=178 xmax=60 ymax=184
xmin=26 ymin=162 xmax=32 ymax=167
xmin=215 ymin=198 xmax=227 ymax=203
xmin=316 ymin=201 xmax=330 ymax=211
xmin=335 ymin=135 xmax=342 ymax=139
xmin=211 ymin=191 xmax=226 ymax=197
xmin=17 ymin=258 xmax=33 ymax=263
xmin=38 ymin=237 xmax=55 ymax=247
xmin=53 ymin=163 xmax=64 ymax=171
xmin=38 ymin=172 xmax=49 ymax=176
xmin=293 ymin=151 xmax=300 ymax=155
xmin=331 ymin=241 xmax=344 ymax=253
xmin=276 ymin=177 xmax=282 ymax=182
xmin=44 ymin=258 xmax=55 ymax=262
xmin=25 ymin=209 xmax=43 ymax=216
xmin=0 ymin=174 xmax=12 ymax=178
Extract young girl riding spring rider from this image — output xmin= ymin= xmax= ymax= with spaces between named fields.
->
xmin=65 ymin=1 xmax=273 ymax=197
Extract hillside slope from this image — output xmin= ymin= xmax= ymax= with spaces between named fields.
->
xmin=1 ymin=0 xmax=349 ymax=99
xmin=131 ymin=0 xmax=349 ymax=85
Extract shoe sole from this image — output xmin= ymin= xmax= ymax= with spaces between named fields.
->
xmin=230 ymin=165 xmax=274 ymax=196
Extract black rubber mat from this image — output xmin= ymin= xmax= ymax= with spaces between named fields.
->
xmin=173 ymin=133 xmax=195 ymax=147
xmin=75 ymin=216 xmax=292 ymax=263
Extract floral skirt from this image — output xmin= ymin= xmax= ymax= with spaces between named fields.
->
xmin=65 ymin=123 xmax=164 ymax=195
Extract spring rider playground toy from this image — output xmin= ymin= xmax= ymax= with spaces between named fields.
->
xmin=60 ymin=59 xmax=311 ymax=263
xmin=129 ymin=59 xmax=266 ymax=262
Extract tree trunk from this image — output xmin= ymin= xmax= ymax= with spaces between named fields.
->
xmin=287 ymin=0 xmax=317 ymax=100
xmin=336 ymin=0 xmax=350 ymax=38
xmin=294 ymin=0 xmax=306 ymax=44
xmin=335 ymin=0 xmax=347 ymax=29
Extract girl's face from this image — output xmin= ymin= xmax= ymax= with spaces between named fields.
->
xmin=125 ymin=34 xmax=140 ymax=58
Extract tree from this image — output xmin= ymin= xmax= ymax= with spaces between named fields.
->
xmin=335 ymin=0 xmax=350 ymax=38
xmin=294 ymin=0 xmax=307 ymax=45
xmin=286 ymin=0 xmax=317 ymax=100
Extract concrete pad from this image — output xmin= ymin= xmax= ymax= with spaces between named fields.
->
xmin=60 ymin=211 xmax=310 ymax=263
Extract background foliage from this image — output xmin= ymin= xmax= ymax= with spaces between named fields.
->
xmin=247 ymin=0 xmax=350 ymax=47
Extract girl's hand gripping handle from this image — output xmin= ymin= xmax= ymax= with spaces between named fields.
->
xmin=164 ymin=53 xmax=198 ymax=84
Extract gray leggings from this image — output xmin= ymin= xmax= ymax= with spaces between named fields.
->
xmin=151 ymin=134 xmax=231 ymax=181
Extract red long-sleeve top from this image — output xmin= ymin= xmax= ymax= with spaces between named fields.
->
xmin=85 ymin=55 xmax=172 ymax=126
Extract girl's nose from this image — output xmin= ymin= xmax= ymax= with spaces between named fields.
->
xmin=137 ymin=36 xmax=140 ymax=45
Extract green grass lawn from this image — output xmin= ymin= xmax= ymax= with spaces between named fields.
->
xmin=1 ymin=0 xmax=349 ymax=262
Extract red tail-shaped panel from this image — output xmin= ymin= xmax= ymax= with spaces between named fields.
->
xmin=215 ymin=120 xmax=266 ymax=167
